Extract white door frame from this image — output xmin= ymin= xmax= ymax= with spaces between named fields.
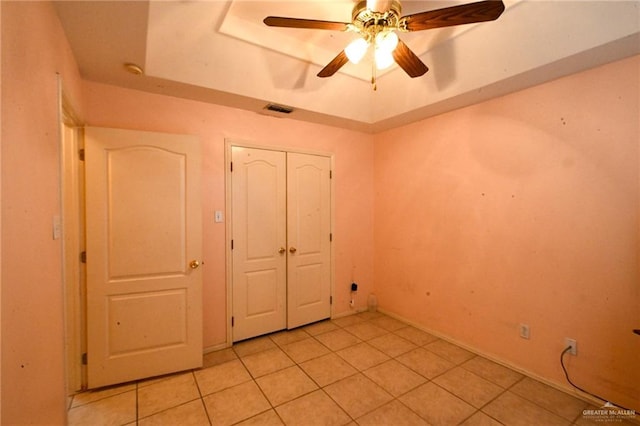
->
xmin=59 ymin=83 xmax=87 ymax=394
xmin=224 ymin=139 xmax=335 ymax=346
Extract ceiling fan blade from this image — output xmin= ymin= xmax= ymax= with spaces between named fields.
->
xmin=393 ymin=39 xmax=429 ymax=78
xmin=402 ymin=0 xmax=505 ymax=31
xmin=317 ymin=50 xmax=349 ymax=78
xmin=264 ymin=16 xmax=349 ymax=31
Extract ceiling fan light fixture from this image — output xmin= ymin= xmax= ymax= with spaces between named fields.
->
xmin=375 ymin=31 xmax=398 ymax=53
xmin=264 ymin=0 xmax=505 ymax=81
xmin=373 ymin=31 xmax=398 ymax=69
xmin=374 ymin=47 xmax=395 ymax=70
xmin=345 ymin=37 xmax=369 ymax=64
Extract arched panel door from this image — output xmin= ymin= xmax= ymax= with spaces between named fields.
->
xmin=85 ymin=127 xmax=202 ymax=388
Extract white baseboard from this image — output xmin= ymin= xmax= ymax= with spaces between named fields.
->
xmin=331 ymin=307 xmax=368 ymax=319
xmin=203 ymin=341 xmax=231 ymax=354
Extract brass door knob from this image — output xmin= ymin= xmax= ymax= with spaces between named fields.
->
xmin=189 ymin=260 xmax=201 ymax=269
xmin=278 ymin=247 xmax=286 ymax=254
xmin=289 ymin=247 xmax=297 ymax=254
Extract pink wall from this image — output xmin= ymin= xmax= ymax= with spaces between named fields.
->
xmin=374 ymin=55 xmax=640 ymax=410
xmin=1 ymin=1 xmax=85 ymax=424
xmin=0 ymin=1 xmax=3 ymax=421
xmin=2 ymin=0 xmax=638 ymax=422
xmin=0 ymin=2 xmax=3 ymax=421
xmin=82 ymin=82 xmax=375 ymax=350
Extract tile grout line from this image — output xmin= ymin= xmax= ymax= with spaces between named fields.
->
xmin=325 ymin=314 xmax=506 ymax=425
xmin=268 ymin=320 xmax=583 ymax=426
xmin=307 ymin=316 xmax=436 ymax=424
xmin=472 ymin=375 xmax=525 ymax=425
xmin=350 ymin=330 xmax=439 ymax=424
xmin=190 ymin=370 xmax=213 ymax=425
xmin=233 ymin=337 xmax=293 ymax=425
xmin=506 ymin=376 xmax=589 ymax=425
xmin=325 ymin=315 xmax=428 ymax=424
xmin=69 ymin=313 xmax=597 ymax=426
xmin=260 ymin=319 xmax=376 ymax=424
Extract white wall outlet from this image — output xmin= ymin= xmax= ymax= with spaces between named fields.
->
xmin=564 ymin=338 xmax=577 ymax=355
xmin=519 ymin=323 xmax=530 ymax=340
xmin=214 ymin=211 xmax=224 ymax=223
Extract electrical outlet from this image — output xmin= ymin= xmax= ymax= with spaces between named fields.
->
xmin=519 ymin=323 xmax=530 ymax=340
xmin=564 ymin=338 xmax=577 ymax=355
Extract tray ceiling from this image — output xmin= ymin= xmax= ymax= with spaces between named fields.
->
xmin=55 ymin=0 xmax=640 ymax=132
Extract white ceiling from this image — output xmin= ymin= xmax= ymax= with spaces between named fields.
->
xmin=54 ymin=0 xmax=640 ymax=133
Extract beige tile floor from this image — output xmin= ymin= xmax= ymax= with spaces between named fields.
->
xmin=68 ymin=312 xmax=633 ymax=426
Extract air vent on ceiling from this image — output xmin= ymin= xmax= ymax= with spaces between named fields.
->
xmin=264 ymin=103 xmax=294 ymax=114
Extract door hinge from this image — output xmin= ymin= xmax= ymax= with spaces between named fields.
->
xmin=330 ymin=296 xmax=333 ymax=305
xmin=80 ymin=251 xmax=87 ymax=263
xmin=78 ymin=149 xmax=85 ymax=161
xmin=231 ymin=316 xmax=234 ymax=327
xmin=81 ymin=353 xmax=87 ymax=365
xmin=230 ymin=161 xmax=233 ymax=172
xmin=329 ymin=233 xmax=333 ymax=242
xmin=329 ymin=170 xmax=332 ymax=179
xmin=231 ymin=240 xmax=234 ymax=250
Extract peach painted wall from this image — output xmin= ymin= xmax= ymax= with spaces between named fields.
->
xmin=1 ymin=1 xmax=637 ymax=424
xmin=1 ymin=1 xmax=85 ymax=424
xmin=373 ymin=55 xmax=640 ymax=410
xmin=82 ymin=81 xmax=375 ymax=350
xmin=0 ymin=1 xmax=3 ymax=422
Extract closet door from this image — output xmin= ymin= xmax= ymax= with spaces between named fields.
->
xmin=231 ymin=147 xmax=287 ymax=341
xmin=287 ymin=153 xmax=332 ymax=328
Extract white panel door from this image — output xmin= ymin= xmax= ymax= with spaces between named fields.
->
xmin=85 ymin=127 xmax=202 ymax=389
xmin=287 ymin=153 xmax=332 ymax=329
xmin=230 ymin=147 xmax=332 ymax=341
xmin=231 ymin=147 xmax=287 ymax=341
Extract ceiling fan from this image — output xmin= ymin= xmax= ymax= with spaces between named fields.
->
xmin=264 ymin=0 xmax=505 ymax=86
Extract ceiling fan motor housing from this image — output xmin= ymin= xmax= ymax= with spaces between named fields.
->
xmin=352 ymin=0 xmax=403 ymax=36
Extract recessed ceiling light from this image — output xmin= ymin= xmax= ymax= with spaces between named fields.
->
xmin=123 ymin=63 xmax=143 ymax=75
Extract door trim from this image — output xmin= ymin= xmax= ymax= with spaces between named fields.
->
xmin=59 ymin=81 xmax=86 ymax=395
xmin=224 ymin=139 xmax=335 ymax=346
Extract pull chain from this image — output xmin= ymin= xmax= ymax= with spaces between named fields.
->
xmin=371 ymin=21 xmax=378 ymax=91
xmin=371 ymin=58 xmax=377 ymax=91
